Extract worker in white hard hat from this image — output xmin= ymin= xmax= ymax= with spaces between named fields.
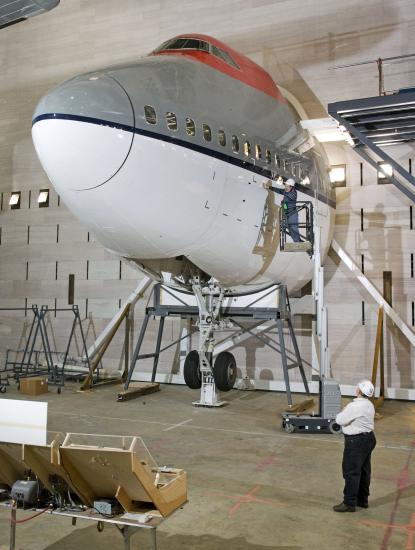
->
xmin=333 ymin=380 xmax=376 ymax=513
xmin=281 ymin=178 xmax=301 ymax=243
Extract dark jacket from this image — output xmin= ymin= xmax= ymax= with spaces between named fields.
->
xmin=282 ymin=188 xmax=297 ymax=213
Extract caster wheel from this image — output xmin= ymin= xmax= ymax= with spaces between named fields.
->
xmin=97 ymin=521 xmax=104 ymax=532
xmin=329 ymin=420 xmax=341 ymax=434
xmin=283 ymin=421 xmax=295 ymax=434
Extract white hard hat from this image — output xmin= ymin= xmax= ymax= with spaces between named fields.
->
xmin=358 ymin=380 xmax=374 ymax=398
xmin=285 ymin=178 xmax=295 ymax=187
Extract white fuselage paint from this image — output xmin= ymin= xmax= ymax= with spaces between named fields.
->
xmin=32 ymin=119 xmax=334 ymax=293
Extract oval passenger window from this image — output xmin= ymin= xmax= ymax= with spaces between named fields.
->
xmin=144 ymin=105 xmax=157 ymax=125
xmin=218 ymin=130 xmax=226 ymax=146
xmin=203 ymin=124 xmax=212 ymax=142
xmin=166 ymin=112 xmax=178 ymax=131
xmin=232 ymin=135 xmax=239 ymax=153
xmin=186 ymin=117 xmax=196 ymax=136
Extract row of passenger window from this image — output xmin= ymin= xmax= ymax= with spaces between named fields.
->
xmin=144 ymin=105 xmax=306 ymax=179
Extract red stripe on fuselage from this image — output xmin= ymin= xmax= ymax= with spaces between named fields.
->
xmin=150 ymin=34 xmax=286 ymax=103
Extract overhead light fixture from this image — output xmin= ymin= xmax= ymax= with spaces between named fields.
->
xmin=9 ymin=191 xmax=21 ymax=210
xmin=378 ymin=162 xmax=393 ymax=182
xmin=329 ymin=165 xmax=346 ymax=186
xmin=38 ymin=189 xmax=49 ymax=208
xmin=315 ymin=130 xmax=344 ymax=143
xmin=300 ymin=118 xmax=354 ymax=144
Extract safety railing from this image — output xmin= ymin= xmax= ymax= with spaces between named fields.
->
xmin=279 ymin=201 xmax=314 ymax=256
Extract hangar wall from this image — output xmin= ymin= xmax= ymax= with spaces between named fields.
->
xmin=326 ymin=148 xmax=414 ymax=395
xmin=0 ymin=0 xmax=414 ymax=395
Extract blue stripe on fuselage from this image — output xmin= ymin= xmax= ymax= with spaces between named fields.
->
xmin=32 ymin=113 xmax=336 ymax=209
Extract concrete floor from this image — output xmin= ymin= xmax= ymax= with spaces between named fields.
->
xmin=0 ymin=383 xmax=414 ymax=550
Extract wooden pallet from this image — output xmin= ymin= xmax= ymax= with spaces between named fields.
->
xmin=285 ymin=398 xmax=315 ymax=414
xmin=117 ymin=382 xmax=160 ymax=402
xmin=78 ymin=377 xmax=122 ymax=393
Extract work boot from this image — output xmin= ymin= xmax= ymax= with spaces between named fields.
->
xmin=357 ymin=501 xmax=369 ymax=509
xmin=333 ymin=502 xmax=356 ymax=512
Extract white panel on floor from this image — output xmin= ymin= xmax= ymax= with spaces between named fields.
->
xmin=0 ymin=399 xmax=47 ymax=445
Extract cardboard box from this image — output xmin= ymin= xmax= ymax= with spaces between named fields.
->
xmin=19 ymin=377 xmax=48 ymax=396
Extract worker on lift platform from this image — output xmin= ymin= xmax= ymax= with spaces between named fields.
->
xmin=282 ymin=178 xmax=301 ymax=243
xmin=333 ymin=380 xmax=376 ymax=513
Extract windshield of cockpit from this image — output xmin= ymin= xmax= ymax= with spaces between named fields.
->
xmin=153 ymin=37 xmax=240 ymax=69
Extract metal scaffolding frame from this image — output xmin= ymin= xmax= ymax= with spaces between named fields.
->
xmin=123 ymin=283 xmax=310 ymax=406
xmin=0 ymin=304 xmax=92 ymax=392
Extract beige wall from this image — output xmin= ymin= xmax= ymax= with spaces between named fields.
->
xmin=0 ymin=0 xmax=414 ymax=395
xmin=327 ymin=146 xmax=415 ymax=392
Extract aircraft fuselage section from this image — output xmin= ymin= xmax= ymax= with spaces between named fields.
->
xmin=32 ymin=41 xmax=335 ymax=294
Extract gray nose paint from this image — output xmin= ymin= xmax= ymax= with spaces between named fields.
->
xmin=33 ymin=73 xmax=135 ymax=129
xmin=32 ymin=73 xmax=135 ymax=190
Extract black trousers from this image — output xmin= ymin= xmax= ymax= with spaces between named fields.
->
xmin=342 ymin=431 xmax=376 ymax=507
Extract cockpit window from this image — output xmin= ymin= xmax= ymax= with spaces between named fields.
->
xmin=154 ymin=37 xmax=240 ymax=70
xmin=165 ymin=112 xmax=178 ymax=131
xmin=144 ymin=105 xmax=157 ymax=125
xmin=211 ymin=44 xmax=240 ymax=69
xmin=155 ymin=38 xmax=210 ymax=53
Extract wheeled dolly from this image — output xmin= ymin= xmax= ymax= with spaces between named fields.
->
xmin=282 ymin=414 xmax=341 ymax=434
xmin=281 ymin=377 xmax=342 ymax=435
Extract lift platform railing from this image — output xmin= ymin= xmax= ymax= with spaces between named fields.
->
xmin=279 ymin=201 xmax=314 ymax=255
xmin=330 ymin=53 xmax=415 ymax=98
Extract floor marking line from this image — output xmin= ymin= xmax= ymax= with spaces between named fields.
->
xmin=255 ymin=456 xmax=278 ymax=471
xmin=359 ymin=512 xmax=415 ymax=550
xmin=163 ymin=419 xmax=193 ymax=432
xmin=380 ymin=441 xmax=415 ymax=550
xmin=206 ymin=485 xmax=287 ymax=517
xmin=56 ymin=411 xmax=170 ymax=426
xmin=53 ymin=411 xmax=414 ymax=450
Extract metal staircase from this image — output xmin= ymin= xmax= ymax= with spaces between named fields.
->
xmin=328 ymin=90 xmax=415 ymax=202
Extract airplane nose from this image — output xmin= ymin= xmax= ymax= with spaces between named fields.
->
xmin=32 ymin=73 xmax=134 ymax=191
